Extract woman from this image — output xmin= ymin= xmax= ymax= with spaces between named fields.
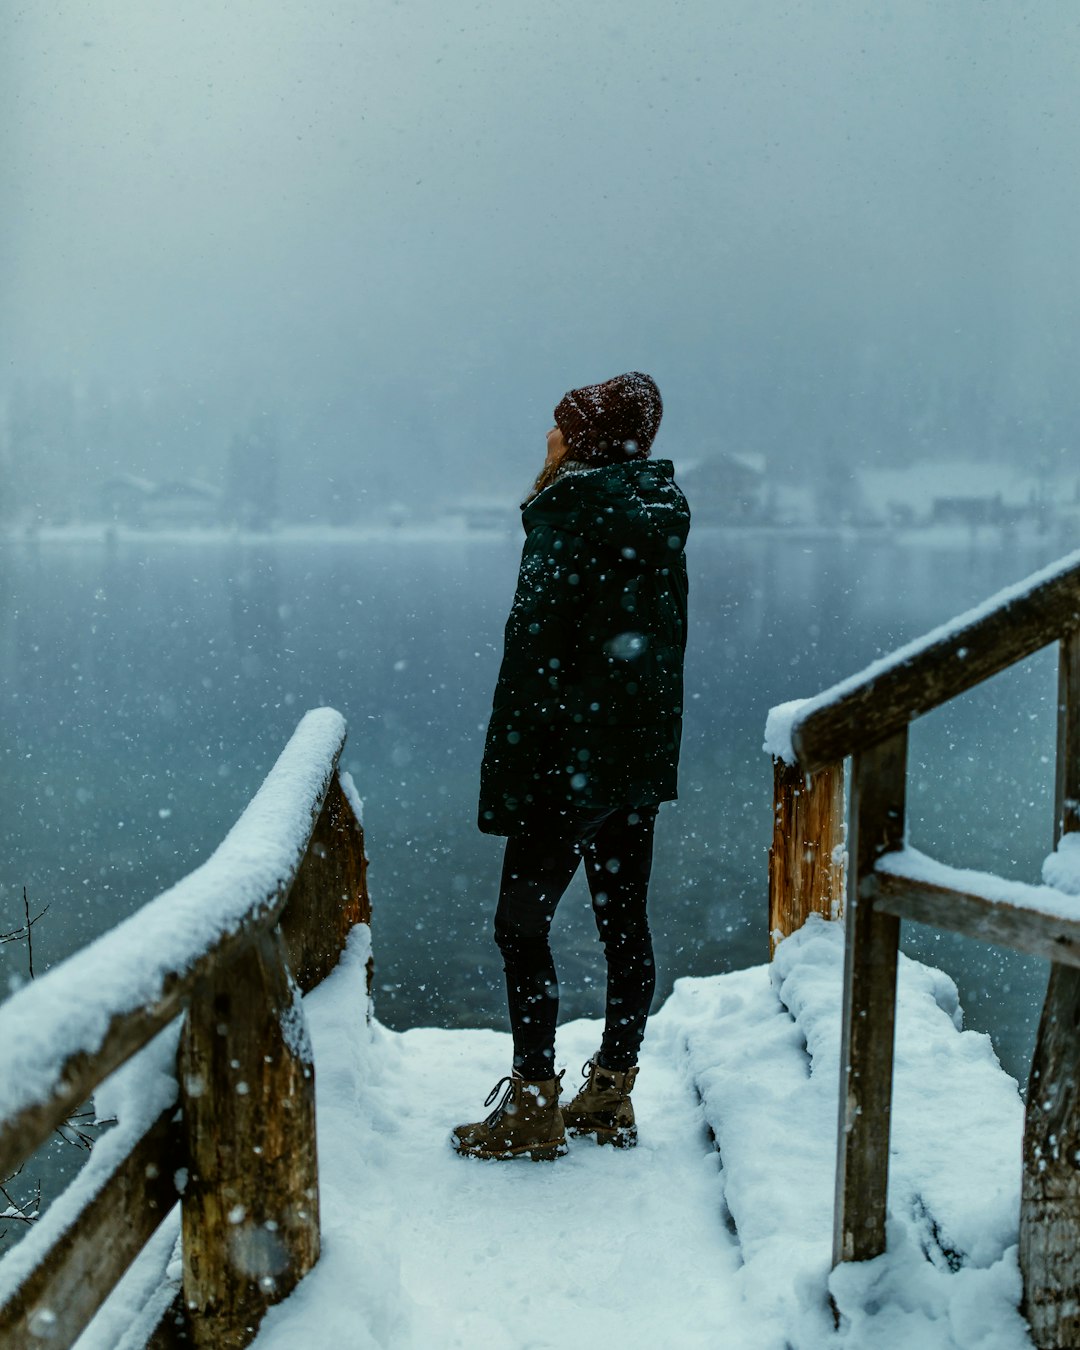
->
xmin=452 ymin=371 xmax=690 ymax=1161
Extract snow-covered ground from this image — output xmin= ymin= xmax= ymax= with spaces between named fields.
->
xmin=72 ymin=915 xmax=1033 ymax=1350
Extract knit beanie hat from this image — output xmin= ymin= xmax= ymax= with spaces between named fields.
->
xmin=554 ymin=371 xmax=663 ymax=465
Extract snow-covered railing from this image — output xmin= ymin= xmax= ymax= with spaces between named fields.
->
xmin=0 ymin=708 xmax=370 ymax=1350
xmin=766 ymin=549 xmax=1080 ymax=1350
xmin=783 ymin=546 xmax=1080 ymax=776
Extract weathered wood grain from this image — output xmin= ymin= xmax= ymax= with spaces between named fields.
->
xmin=791 ymin=558 xmax=1080 ymax=773
xmin=281 ymin=773 xmax=370 ymax=994
xmin=1055 ymin=630 xmax=1080 ymax=842
xmin=1021 ymin=631 xmax=1080 ymax=1349
xmin=872 ymin=867 xmax=1080 ymax=969
xmin=0 ymin=1105 xmax=182 ymax=1348
xmin=0 ymin=896 xmax=289 ymax=1184
xmin=179 ymin=927 xmax=320 ymax=1350
xmin=1021 ymin=964 xmax=1080 ymax=1349
xmin=768 ymin=757 xmax=845 ymax=959
xmin=833 ymin=730 xmax=906 ymax=1267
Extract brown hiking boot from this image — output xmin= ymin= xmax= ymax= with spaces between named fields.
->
xmin=561 ymin=1059 xmax=638 ymax=1148
xmin=452 ymin=1071 xmax=567 ymax=1161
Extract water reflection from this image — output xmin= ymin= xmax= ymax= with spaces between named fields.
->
xmin=228 ymin=548 xmax=284 ymax=680
xmin=0 ymin=531 xmax=1066 ymax=1089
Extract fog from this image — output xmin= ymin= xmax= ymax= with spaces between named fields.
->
xmin=3 ymin=1 xmax=1079 ymax=519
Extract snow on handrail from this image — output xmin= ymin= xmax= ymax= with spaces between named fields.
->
xmin=0 ymin=707 xmax=347 ymax=1169
xmin=877 ymin=845 xmax=1080 ymax=921
xmin=874 ymin=845 xmax=1080 ymax=967
xmin=765 ymin=547 xmax=1080 ymax=771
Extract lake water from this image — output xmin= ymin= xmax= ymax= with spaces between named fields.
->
xmin=0 ymin=525 xmax=1068 ymax=1105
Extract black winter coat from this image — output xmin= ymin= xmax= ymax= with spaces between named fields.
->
xmin=478 ymin=458 xmax=690 ymax=836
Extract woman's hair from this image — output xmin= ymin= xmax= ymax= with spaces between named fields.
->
xmin=522 ymin=456 xmax=570 ymax=508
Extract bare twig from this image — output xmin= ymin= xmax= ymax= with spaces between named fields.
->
xmin=24 ymin=887 xmax=33 ymax=979
xmin=55 ymin=1122 xmax=95 ymax=1151
xmin=0 ymin=1167 xmax=41 ymax=1238
xmin=57 ymin=1106 xmax=117 ymax=1152
xmin=0 ymin=901 xmax=49 ymax=947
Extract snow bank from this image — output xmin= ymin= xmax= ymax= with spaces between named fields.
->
xmin=668 ymin=916 xmax=1029 ymax=1348
xmin=0 ymin=707 xmax=346 ymax=1130
xmin=766 ymin=547 xmax=1080 ymax=765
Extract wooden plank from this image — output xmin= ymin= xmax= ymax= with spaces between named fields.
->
xmin=0 ymin=729 xmax=345 ymax=1181
xmin=768 ymin=757 xmax=845 ymax=958
xmin=833 ymin=730 xmax=906 ymax=1267
xmin=873 ymin=866 xmax=1080 ymax=969
xmin=1021 ymin=631 xmax=1080 ymax=1348
xmin=281 ymin=772 xmax=371 ymax=994
xmin=0 ymin=1106 xmax=182 ymax=1348
xmin=179 ymin=927 xmax=320 ymax=1350
xmin=1055 ymin=630 xmax=1080 ymax=841
xmin=790 ymin=556 xmax=1080 ymax=773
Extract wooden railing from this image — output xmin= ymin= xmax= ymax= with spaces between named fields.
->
xmin=767 ymin=548 xmax=1080 ymax=1349
xmin=0 ymin=708 xmax=370 ymax=1350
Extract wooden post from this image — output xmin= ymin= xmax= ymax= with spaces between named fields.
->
xmin=1054 ymin=629 xmax=1080 ymax=842
xmin=833 ymin=729 xmax=907 ymax=1266
xmin=180 ymin=928 xmax=320 ymax=1350
xmin=1021 ymin=628 xmax=1080 ymax=1348
xmin=281 ymin=772 xmax=370 ymax=995
xmin=769 ymin=756 xmax=846 ymax=958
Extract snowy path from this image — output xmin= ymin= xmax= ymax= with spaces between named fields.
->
xmin=246 ymin=922 xmax=1034 ymax=1350
xmin=253 ymin=932 xmax=764 ymax=1350
xmin=75 ymin=921 xmax=1034 ymax=1349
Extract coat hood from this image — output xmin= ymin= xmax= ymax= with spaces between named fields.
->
xmin=522 ymin=458 xmax=689 ymax=565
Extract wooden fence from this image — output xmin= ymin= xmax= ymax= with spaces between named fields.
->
xmin=768 ymin=549 xmax=1080 ymax=1349
xmin=0 ymin=709 xmax=369 ymax=1350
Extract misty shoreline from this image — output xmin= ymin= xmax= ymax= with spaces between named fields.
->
xmin=1 ymin=520 xmax=1072 ymax=552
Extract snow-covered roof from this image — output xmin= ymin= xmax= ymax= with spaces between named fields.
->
xmin=859 ymin=460 xmax=1070 ymax=513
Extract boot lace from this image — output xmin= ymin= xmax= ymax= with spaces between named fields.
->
xmin=481 ymin=1070 xmax=563 ymax=1124
xmin=576 ymin=1057 xmax=601 ymax=1092
xmin=482 ymin=1076 xmax=516 ymax=1126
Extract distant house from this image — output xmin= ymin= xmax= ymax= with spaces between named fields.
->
xmin=858 ymin=461 xmax=1058 ymax=529
xmin=99 ymin=476 xmax=222 ymax=528
xmin=675 ymin=452 xmax=766 ymax=523
xmin=929 ymin=494 xmax=1024 ymax=527
xmin=142 ymin=479 xmax=222 ymax=528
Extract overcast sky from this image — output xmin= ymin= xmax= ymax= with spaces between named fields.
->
xmin=3 ymin=1 xmax=1079 ymax=496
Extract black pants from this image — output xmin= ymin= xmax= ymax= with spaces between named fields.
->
xmin=493 ymin=806 xmax=658 ymax=1080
